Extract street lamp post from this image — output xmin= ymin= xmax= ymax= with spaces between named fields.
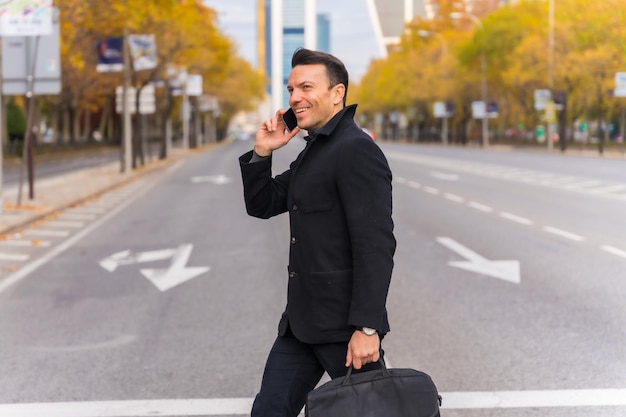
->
xmin=547 ymin=0 xmax=556 ymax=151
xmin=418 ymin=30 xmax=449 ymax=145
xmin=450 ymin=12 xmax=489 ymax=147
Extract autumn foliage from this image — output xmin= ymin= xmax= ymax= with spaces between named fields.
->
xmin=46 ymin=0 xmax=264 ymax=148
xmin=354 ymin=0 xmax=626 ymax=146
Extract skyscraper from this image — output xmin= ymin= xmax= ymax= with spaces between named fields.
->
xmin=366 ymin=0 xmax=428 ymax=55
xmin=317 ymin=13 xmax=330 ymax=53
xmin=367 ymin=0 xmax=503 ymax=56
xmin=260 ymin=0 xmax=317 ymax=111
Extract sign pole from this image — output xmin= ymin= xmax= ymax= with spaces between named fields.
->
xmin=122 ymin=25 xmax=132 ymax=173
xmin=17 ymin=35 xmax=41 ymax=204
xmin=620 ymin=100 xmax=626 ymax=157
xmin=0 ymin=38 xmax=4 ymax=214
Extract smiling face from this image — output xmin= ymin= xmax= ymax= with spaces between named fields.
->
xmin=287 ymin=64 xmax=346 ymax=131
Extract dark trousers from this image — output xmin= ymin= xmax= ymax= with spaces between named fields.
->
xmin=251 ymin=329 xmax=384 ymax=417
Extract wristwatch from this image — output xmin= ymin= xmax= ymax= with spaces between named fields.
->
xmin=359 ymin=327 xmax=377 ymax=336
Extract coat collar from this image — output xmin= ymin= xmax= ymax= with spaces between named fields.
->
xmin=305 ymin=104 xmax=357 ymax=142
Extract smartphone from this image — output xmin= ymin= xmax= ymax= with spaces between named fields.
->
xmin=282 ymin=108 xmax=298 ymax=132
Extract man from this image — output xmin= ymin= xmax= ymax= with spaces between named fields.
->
xmin=239 ymin=48 xmax=396 ymax=417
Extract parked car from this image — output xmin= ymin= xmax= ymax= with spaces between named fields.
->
xmin=361 ymin=127 xmax=376 ymax=141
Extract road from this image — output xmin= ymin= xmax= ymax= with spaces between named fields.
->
xmin=0 ymin=138 xmax=625 ymax=416
xmin=2 ymin=147 xmax=121 ymax=185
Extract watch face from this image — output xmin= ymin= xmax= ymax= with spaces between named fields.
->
xmin=361 ymin=327 xmax=376 ymax=336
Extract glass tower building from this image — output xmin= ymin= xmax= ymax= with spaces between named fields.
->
xmin=316 ymin=13 xmax=330 ymax=53
xmin=262 ymin=0 xmax=318 ymax=110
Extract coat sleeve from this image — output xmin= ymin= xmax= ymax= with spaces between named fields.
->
xmin=239 ymin=150 xmax=291 ymax=219
xmin=336 ymin=140 xmax=396 ymax=332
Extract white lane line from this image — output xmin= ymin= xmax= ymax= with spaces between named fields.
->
xmin=44 ymin=220 xmax=85 ymax=228
xmin=444 ymin=193 xmax=464 ymax=203
xmin=443 ymin=389 xmax=626 ymax=409
xmin=468 ymin=201 xmax=493 ymax=213
xmin=601 ymin=245 xmax=626 ymax=259
xmin=424 ymin=186 xmax=440 ymax=195
xmin=0 ymin=240 xmax=51 ymax=247
xmin=563 ymin=180 xmax=602 ymax=189
xmin=1 ymin=389 xmax=625 ymax=416
xmin=499 ymin=212 xmax=533 ymax=225
xmin=543 ymin=226 xmax=585 ymax=242
xmin=407 ymin=180 xmax=421 ymax=189
xmin=592 ymin=184 xmax=626 ymax=194
xmin=551 ymin=176 xmax=577 ymax=184
xmin=430 ymin=171 xmax=459 ymax=181
xmin=24 ymin=229 xmax=71 ymax=237
xmin=0 ymin=253 xmax=29 ymax=261
xmin=394 ymin=177 xmax=408 ymax=184
xmin=0 ymin=398 xmax=254 ymax=417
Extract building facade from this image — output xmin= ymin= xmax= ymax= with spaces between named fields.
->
xmin=367 ymin=0 xmax=504 ymax=56
xmin=260 ymin=0 xmax=318 ymax=111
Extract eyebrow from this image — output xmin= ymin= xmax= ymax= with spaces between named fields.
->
xmin=289 ymin=80 xmax=316 ymax=88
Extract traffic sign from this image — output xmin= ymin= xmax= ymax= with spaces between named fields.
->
xmin=614 ymin=72 xmax=626 ymax=97
xmin=534 ymin=89 xmax=552 ymax=111
xmin=116 ymin=86 xmax=136 ymax=114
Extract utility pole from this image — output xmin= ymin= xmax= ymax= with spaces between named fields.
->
xmin=17 ymin=36 xmax=41 ymax=204
xmin=122 ymin=24 xmax=132 ymax=173
xmin=547 ymin=0 xmax=555 ymax=151
xmin=181 ymin=68 xmax=189 ymax=150
xmin=0 ymin=39 xmax=4 ymax=214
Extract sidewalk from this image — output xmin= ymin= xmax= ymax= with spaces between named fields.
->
xmin=0 ymin=151 xmax=183 ymax=237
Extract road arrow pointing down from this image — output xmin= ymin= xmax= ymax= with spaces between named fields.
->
xmin=140 ymin=244 xmax=210 ymax=291
xmin=437 ymin=237 xmax=521 ymax=284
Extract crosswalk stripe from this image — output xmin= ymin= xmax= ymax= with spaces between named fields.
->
xmin=59 ymin=213 xmax=97 ymax=220
xmin=0 ymin=253 xmax=30 ymax=261
xmin=44 ymin=220 xmax=85 ymax=228
xmin=0 ymin=240 xmax=51 ymax=247
xmin=69 ymin=207 xmax=108 ymax=214
xmin=24 ymin=229 xmax=71 ymax=237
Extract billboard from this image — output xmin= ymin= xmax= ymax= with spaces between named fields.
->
xmin=0 ymin=0 xmax=53 ymax=36
xmin=2 ymin=6 xmax=60 ymax=95
xmin=128 ymin=34 xmax=158 ymax=71
xmin=97 ymin=37 xmax=124 ymax=72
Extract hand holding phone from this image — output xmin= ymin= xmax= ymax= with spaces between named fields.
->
xmin=281 ymin=108 xmax=298 ymax=132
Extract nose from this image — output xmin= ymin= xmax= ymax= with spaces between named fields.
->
xmin=289 ymin=88 xmax=302 ymax=107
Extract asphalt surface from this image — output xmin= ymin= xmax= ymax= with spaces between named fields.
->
xmin=0 ymin=138 xmax=625 ymax=417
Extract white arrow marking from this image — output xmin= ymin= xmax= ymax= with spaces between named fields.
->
xmin=99 ymin=249 xmax=176 ymax=272
xmin=191 ymin=175 xmax=231 ymax=184
xmin=437 ymin=237 xmax=521 ymax=284
xmin=140 ymin=244 xmax=209 ymax=291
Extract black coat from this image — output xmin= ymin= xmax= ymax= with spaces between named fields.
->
xmin=239 ymin=105 xmax=396 ymax=344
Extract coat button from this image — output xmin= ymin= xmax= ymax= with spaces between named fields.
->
xmin=289 ymin=271 xmax=296 ymax=278
xmin=291 ymin=237 xmax=296 ymax=244
xmin=292 ymin=204 xmax=298 ymax=211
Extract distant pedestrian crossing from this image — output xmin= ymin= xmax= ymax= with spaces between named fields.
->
xmin=0 ymin=180 xmax=147 ymax=283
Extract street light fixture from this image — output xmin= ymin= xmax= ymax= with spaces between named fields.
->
xmin=450 ymin=12 xmax=489 ymax=147
xmin=418 ymin=30 xmax=449 ymax=145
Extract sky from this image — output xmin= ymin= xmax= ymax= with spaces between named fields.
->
xmin=203 ymin=0 xmax=383 ymax=82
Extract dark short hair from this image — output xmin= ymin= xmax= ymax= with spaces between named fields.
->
xmin=291 ymin=48 xmax=349 ymax=105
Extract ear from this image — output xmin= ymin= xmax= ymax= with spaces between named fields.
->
xmin=332 ymin=84 xmax=346 ymax=106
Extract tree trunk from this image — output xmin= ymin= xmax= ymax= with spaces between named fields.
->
xmin=98 ymin=97 xmax=111 ymax=142
xmin=62 ymin=108 xmax=71 ymax=144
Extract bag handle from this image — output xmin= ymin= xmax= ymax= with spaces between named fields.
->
xmin=342 ymin=358 xmax=391 ymax=385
